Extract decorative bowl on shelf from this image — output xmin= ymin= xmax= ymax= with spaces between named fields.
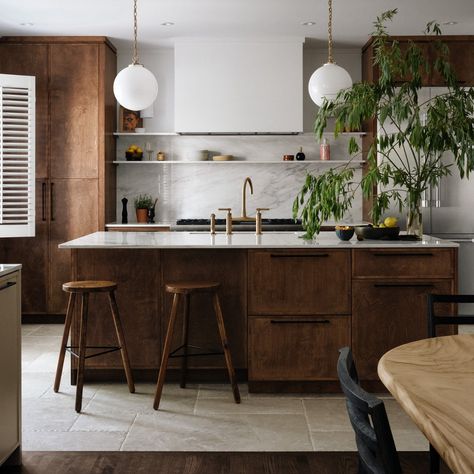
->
xmin=355 ymin=225 xmax=400 ymax=240
xmin=335 ymin=225 xmax=355 ymax=241
xmin=212 ymin=155 xmax=233 ymax=161
xmin=125 ymin=151 xmax=143 ymax=161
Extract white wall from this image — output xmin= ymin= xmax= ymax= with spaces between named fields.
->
xmin=117 ymin=48 xmax=175 ymax=132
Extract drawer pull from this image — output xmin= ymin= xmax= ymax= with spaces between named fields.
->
xmin=0 ymin=281 xmax=16 ymax=292
xmin=270 ymin=253 xmax=329 ymax=258
xmin=371 ymin=252 xmax=434 ymax=257
xmin=374 ymin=283 xmax=435 ymax=288
xmin=270 ymin=319 xmax=330 ymax=324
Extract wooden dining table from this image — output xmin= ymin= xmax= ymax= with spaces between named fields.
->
xmin=378 ymin=334 xmax=474 ymax=474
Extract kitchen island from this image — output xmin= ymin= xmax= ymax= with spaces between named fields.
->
xmin=60 ymin=232 xmax=458 ymax=392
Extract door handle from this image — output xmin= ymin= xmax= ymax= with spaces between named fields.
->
xmin=270 ymin=253 xmax=329 ymax=258
xmin=371 ymin=252 xmax=434 ymax=257
xmin=50 ymin=182 xmax=55 ymax=221
xmin=42 ymin=182 xmax=46 ymax=221
xmin=374 ymin=283 xmax=435 ymax=288
xmin=0 ymin=281 xmax=16 ymax=292
xmin=270 ymin=319 xmax=330 ymax=324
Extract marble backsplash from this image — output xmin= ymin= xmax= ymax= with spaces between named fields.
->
xmin=115 ymin=134 xmax=364 ymax=223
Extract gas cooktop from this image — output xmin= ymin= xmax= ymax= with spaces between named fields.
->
xmin=176 ymin=218 xmax=302 ymax=225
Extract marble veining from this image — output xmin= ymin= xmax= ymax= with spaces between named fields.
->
xmin=59 ymin=232 xmax=458 ymax=249
xmin=116 ymin=134 xmax=364 ymax=223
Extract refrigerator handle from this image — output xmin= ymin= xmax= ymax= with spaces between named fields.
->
xmin=433 ymin=181 xmax=441 ymax=208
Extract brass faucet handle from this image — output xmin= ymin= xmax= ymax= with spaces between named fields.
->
xmin=255 ymin=208 xmax=269 ymax=235
xmin=218 ymin=208 xmax=233 ymax=235
xmin=218 ymin=207 xmax=232 ymax=211
xmin=256 ymin=208 xmax=270 ymax=212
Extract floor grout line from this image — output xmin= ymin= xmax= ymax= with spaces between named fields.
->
xmin=301 ymin=398 xmax=317 ymax=451
xmin=118 ymin=413 xmax=138 ymax=451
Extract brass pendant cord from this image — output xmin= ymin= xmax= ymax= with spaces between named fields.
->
xmin=327 ymin=0 xmax=334 ymax=63
xmin=131 ymin=0 xmax=140 ymax=65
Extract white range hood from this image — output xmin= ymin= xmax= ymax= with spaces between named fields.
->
xmin=174 ymin=38 xmax=304 ymax=134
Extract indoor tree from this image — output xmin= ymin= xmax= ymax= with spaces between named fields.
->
xmin=293 ymin=10 xmax=474 ymax=239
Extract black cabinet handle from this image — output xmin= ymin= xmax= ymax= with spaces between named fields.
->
xmin=0 ymin=281 xmax=16 ymax=292
xmin=42 ymin=182 xmax=46 ymax=221
xmin=374 ymin=283 xmax=435 ymax=288
xmin=270 ymin=253 xmax=329 ymax=258
xmin=270 ymin=319 xmax=331 ymax=324
xmin=371 ymin=252 xmax=434 ymax=257
xmin=50 ymin=182 xmax=55 ymax=221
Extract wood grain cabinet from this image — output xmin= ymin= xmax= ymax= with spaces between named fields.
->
xmin=249 ymin=316 xmax=350 ymax=381
xmin=248 ymin=250 xmax=351 ymax=315
xmin=0 ymin=37 xmax=117 ymax=318
xmin=351 ymin=248 xmax=457 ymax=381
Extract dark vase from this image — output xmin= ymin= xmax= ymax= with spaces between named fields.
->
xmin=296 ymin=147 xmax=305 ymax=161
xmin=121 ymin=197 xmax=128 ymax=224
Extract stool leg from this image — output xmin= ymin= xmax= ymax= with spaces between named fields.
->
xmin=212 ymin=293 xmax=241 ymax=404
xmin=108 ymin=290 xmax=135 ymax=394
xmin=154 ymin=293 xmax=180 ymax=410
xmin=180 ymin=293 xmax=190 ymax=389
xmin=75 ymin=293 xmax=89 ymax=413
xmin=54 ymin=293 xmax=76 ymax=392
xmin=429 ymin=444 xmax=440 ymax=474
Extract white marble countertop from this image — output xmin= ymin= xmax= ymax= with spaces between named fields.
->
xmin=106 ymin=222 xmax=172 ymax=228
xmin=59 ymin=232 xmax=458 ymax=249
xmin=0 ymin=264 xmax=22 ymax=278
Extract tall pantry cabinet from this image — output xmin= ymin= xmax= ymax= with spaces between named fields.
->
xmin=0 ymin=37 xmax=117 ymax=317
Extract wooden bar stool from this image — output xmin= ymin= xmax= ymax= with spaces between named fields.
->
xmin=54 ymin=281 xmax=135 ymax=412
xmin=153 ymin=281 xmax=240 ymax=410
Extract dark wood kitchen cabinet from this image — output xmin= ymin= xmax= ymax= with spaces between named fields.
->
xmin=248 ymin=249 xmax=351 ymax=315
xmin=248 ymin=250 xmax=351 ymax=387
xmin=351 ymin=248 xmax=457 ymax=382
xmin=362 ymin=36 xmax=474 ymax=86
xmin=0 ymin=37 xmax=117 ymax=318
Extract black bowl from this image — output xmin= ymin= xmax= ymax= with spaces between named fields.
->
xmin=354 ymin=225 xmax=400 ymax=240
xmin=125 ymin=151 xmax=143 ymax=161
xmin=335 ymin=227 xmax=355 ymax=241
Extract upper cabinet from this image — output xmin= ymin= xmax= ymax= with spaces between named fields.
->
xmin=362 ymin=35 xmax=474 ymax=86
xmin=174 ymin=39 xmax=304 ymax=134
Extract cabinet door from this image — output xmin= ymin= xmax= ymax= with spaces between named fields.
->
xmin=430 ymin=41 xmax=474 ymax=86
xmin=248 ymin=250 xmax=350 ymax=315
xmin=49 ymin=179 xmax=99 ymax=313
xmin=0 ymin=43 xmax=49 ymax=179
xmin=162 ymin=250 xmax=247 ymax=369
xmin=74 ymin=249 xmax=161 ymax=369
xmin=352 ymin=279 xmax=453 ymax=380
xmin=249 ymin=315 xmax=350 ymax=381
xmin=0 ymin=180 xmax=49 ymax=314
xmin=49 ymin=44 xmax=99 ymax=179
xmin=0 ymin=273 xmax=20 ymax=463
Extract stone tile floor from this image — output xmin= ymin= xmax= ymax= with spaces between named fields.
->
xmin=22 ymin=324 xmax=428 ymax=452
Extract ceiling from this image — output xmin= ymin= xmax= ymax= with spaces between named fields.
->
xmin=0 ymin=0 xmax=473 ymax=50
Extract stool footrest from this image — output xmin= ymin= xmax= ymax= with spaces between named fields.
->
xmin=66 ymin=345 xmax=121 ymax=360
xmin=169 ymin=343 xmax=224 ymax=359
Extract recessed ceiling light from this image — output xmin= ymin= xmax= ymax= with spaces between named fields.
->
xmin=302 ymin=21 xmax=316 ymax=26
xmin=161 ymin=22 xmax=174 ymax=26
xmin=442 ymin=21 xmax=458 ymax=25
xmin=19 ymin=22 xmax=34 ymax=26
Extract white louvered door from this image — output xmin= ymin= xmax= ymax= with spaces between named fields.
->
xmin=0 ymin=74 xmax=35 ymax=237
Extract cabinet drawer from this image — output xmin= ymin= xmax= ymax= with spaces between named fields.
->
xmin=352 ymin=279 xmax=454 ymax=380
xmin=248 ymin=315 xmax=350 ymax=381
xmin=248 ymin=250 xmax=350 ymax=314
xmin=353 ymin=249 xmax=455 ymax=279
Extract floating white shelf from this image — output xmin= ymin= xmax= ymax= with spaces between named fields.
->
xmin=113 ymin=160 xmax=366 ymax=165
xmin=113 ymin=132 xmax=178 ymax=136
xmin=113 ymin=131 xmax=366 ymax=137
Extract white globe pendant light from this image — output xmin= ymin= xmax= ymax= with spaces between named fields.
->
xmin=113 ymin=0 xmax=158 ymax=111
xmin=308 ymin=0 xmax=352 ymax=107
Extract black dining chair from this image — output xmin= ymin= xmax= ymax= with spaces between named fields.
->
xmin=427 ymin=293 xmax=474 ymax=474
xmin=337 ymin=347 xmax=402 ymax=474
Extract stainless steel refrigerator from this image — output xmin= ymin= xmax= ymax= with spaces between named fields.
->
xmin=424 ymin=165 xmax=474 ymax=315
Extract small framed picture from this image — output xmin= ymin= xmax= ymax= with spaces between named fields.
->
xmin=119 ymin=106 xmax=143 ymax=132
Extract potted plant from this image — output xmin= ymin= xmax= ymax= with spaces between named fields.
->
xmin=293 ymin=10 xmax=474 ymax=240
xmin=134 ymin=194 xmax=154 ymax=223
